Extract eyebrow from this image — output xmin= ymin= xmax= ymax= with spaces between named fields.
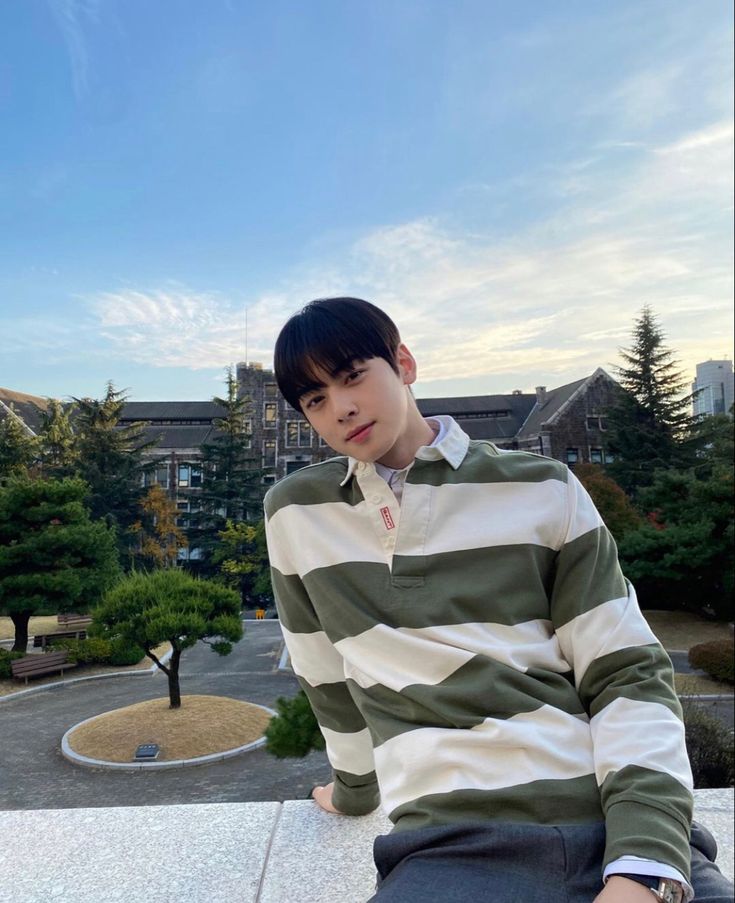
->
xmin=297 ymin=358 xmax=360 ymax=400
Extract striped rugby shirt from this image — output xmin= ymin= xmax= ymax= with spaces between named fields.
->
xmin=264 ymin=417 xmax=693 ymax=880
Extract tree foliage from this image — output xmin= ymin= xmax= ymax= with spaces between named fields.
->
xmin=187 ymin=368 xmax=261 ymax=571
xmin=617 ymin=465 xmax=734 ymax=619
xmin=573 ymin=464 xmax=642 ymax=542
xmin=37 ymin=398 xmax=78 ymax=475
xmin=0 ymin=408 xmax=39 ymax=480
xmin=605 ymin=307 xmax=697 ymax=494
xmin=0 ymin=477 xmax=120 ymax=650
xmin=130 ymin=485 xmax=187 ymax=569
xmin=72 ymin=382 xmax=159 ymax=553
xmin=91 ymin=568 xmax=242 ymax=708
xmin=265 ymin=690 xmax=325 ymax=758
xmin=212 ymin=518 xmax=272 ymax=606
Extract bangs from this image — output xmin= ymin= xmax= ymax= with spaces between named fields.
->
xmin=274 ymin=297 xmax=400 ymax=410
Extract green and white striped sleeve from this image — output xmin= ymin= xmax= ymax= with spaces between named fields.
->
xmin=551 ymin=469 xmax=693 ymax=881
xmin=264 ymin=495 xmax=380 ymax=816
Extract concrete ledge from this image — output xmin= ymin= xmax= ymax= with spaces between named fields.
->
xmin=0 ymin=790 xmax=731 ymax=902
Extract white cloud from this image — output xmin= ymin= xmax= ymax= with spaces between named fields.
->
xmin=67 ymin=115 xmax=732 ymax=395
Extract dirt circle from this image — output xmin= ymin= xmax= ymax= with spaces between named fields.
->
xmin=65 ymin=695 xmax=273 ymax=763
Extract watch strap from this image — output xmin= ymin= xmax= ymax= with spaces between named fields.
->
xmin=615 ymin=873 xmax=684 ymax=903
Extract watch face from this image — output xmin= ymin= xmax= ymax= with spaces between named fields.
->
xmin=659 ymin=879 xmax=685 ymax=903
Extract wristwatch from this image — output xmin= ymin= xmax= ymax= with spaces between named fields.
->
xmin=616 ymin=874 xmax=685 ymax=903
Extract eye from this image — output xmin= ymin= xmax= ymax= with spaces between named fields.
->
xmin=304 ymin=394 xmax=324 ymax=410
xmin=346 ymin=368 xmax=365 ymax=382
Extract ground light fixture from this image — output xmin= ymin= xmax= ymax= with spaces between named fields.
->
xmin=134 ymin=744 xmax=160 ymax=761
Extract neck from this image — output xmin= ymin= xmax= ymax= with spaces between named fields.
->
xmin=376 ymin=412 xmax=436 ymax=470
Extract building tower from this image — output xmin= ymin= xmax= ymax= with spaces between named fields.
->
xmin=692 ymin=360 xmax=734 ymax=417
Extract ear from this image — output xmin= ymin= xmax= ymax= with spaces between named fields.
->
xmin=396 ymin=343 xmax=418 ymax=386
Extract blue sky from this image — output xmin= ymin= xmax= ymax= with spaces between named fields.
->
xmin=1 ymin=0 xmax=732 ymax=402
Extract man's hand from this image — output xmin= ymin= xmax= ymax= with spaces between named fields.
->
xmin=311 ymin=782 xmax=343 ymax=814
xmin=594 ymin=876 xmax=665 ymax=902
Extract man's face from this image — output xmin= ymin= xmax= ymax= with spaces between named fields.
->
xmin=299 ymin=345 xmax=417 ymax=463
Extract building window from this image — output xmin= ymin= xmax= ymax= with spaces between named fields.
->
xmin=156 ymin=465 xmax=170 ymax=488
xmin=262 ymin=473 xmax=276 ymax=485
xmin=178 ymin=464 xmax=190 ymax=487
xmin=243 ymin=418 xmax=252 ymax=448
xmin=299 ymin=422 xmax=312 ymax=447
xmin=286 ymin=421 xmax=299 ymax=447
xmin=286 ymin=458 xmax=311 ymax=475
xmin=263 ymin=439 xmax=276 ymax=466
xmin=586 ymin=415 xmax=607 ymax=431
xmin=264 ymin=402 xmax=277 ymax=425
xmin=566 ymin=448 xmax=579 ymax=465
xmin=590 ymin=448 xmax=604 ymax=465
xmin=190 ymin=466 xmax=202 ymax=488
xmin=264 ymin=382 xmax=278 ymax=398
xmin=176 ymin=499 xmax=190 ymax=528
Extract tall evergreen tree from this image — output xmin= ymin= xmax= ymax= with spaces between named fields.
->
xmin=187 ymin=368 xmax=261 ymax=573
xmin=72 ymin=382 xmax=160 ymax=553
xmin=605 ymin=307 xmax=697 ymax=494
xmin=0 ymin=407 xmax=38 ymax=480
xmin=37 ymin=398 xmax=78 ymax=476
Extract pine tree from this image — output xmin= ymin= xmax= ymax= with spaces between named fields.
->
xmin=92 ymin=569 xmax=242 ymax=708
xmin=72 ymin=382 xmax=160 ymax=552
xmin=0 ymin=406 xmax=39 ymax=480
xmin=606 ymin=307 xmax=697 ymax=494
xmin=186 ymin=368 xmax=261 ymax=572
xmin=0 ymin=477 xmax=120 ymax=650
xmin=38 ymin=398 xmax=78 ymax=476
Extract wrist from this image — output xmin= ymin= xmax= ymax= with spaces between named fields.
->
xmin=609 ymin=874 xmax=685 ymax=903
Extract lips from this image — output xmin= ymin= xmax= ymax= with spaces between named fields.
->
xmin=346 ymin=422 xmax=375 ymax=442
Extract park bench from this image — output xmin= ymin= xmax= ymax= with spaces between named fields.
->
xmin=33 ymin=614 xmax=92 ymax=649
xmin=11 ymin=651 xmax=77 ymax=685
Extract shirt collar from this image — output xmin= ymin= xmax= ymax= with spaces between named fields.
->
xmin=339 ymin=415 xmax=469 ymax=486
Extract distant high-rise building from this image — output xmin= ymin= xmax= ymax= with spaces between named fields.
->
xmin=692 ymin=359 xmax=734 ymax=417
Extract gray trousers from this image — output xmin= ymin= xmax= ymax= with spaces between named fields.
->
xmin=369 ymin=821 xmax=734 ymax=902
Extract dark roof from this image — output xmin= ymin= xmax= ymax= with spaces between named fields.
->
xmin=0 ymin=387 xmax=50 ymax=434
xmin=139 ymin=424 xmax=221 ymax=451
xmin=417 ymin=394 xmax=534 ymax=417
xmin=418 ymin=393 xmax=536 ymax=441
xmin=120 ymin=401 xmax=224 ymax=422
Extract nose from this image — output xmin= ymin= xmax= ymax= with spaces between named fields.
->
xmin=334 ymin=388 xmax=358 ymax=422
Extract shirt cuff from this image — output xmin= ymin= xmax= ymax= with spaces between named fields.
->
xmin=604 ymin=856 xmax=693 ymax=902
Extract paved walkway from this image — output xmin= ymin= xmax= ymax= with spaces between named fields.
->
xmin=0 ymin=622 xmax=330 ymax=811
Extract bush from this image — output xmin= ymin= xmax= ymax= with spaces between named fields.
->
xmin=265 ymin=690 xmax=325 ymax=758
xmin=0 ymin=648 xmax=26 ymax=679
xmin=52 ymin=636 xmax=113 ymax=664
xmin=108 ymin=637 xmax=145 ymax=666
xmin=683 ymin=702 xmax=735 ymax=788
xmin=688 ymin=639 xmax=735 ymax=684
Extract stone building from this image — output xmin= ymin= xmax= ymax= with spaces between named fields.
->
xmin=2 ymin=365 xmax=622 ymax=494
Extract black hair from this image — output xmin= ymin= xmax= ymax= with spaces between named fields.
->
xmin=274 ymin=297 xmax=401 ymax=411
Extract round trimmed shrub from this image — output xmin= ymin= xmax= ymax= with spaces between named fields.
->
xmin=683 ymin=702 xmax=735 ymax=788
xmin=108 ymin=637 xmax=145 ymax=666
xmin=688 ymin=639 xmax=734 ymax=685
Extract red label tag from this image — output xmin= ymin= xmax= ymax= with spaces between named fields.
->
xmin=380 ymin=506 xmax=395 ymax=530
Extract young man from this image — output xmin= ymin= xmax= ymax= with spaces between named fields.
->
xmin=264 ymin=297 xmax=732 ymax=902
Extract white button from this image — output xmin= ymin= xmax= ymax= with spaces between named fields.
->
xmin=371 ymin=495 xmax=381 ymax=504
xmin=357 ymin=463 xmax=366 ymax=472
